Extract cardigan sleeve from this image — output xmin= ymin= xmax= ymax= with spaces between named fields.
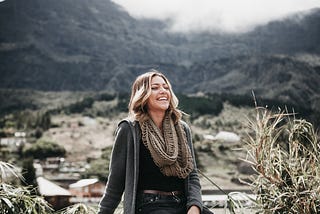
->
xmin=97 ymin=122 xmax=132 ymax=214
xmin=182 ymin=121 xmax=204 ymax=212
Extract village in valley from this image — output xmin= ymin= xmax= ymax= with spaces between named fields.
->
xmin=0 ymin=101 xmax=255 ymax=211
xmin=1 ymin=129 xmax=105 ymax=210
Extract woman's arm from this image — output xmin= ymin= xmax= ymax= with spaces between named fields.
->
xmin=182 ymin=121 xmax=203 ymax=213
xmin=97 ymin=122 xmax=131 ymax=214
xmin=188 ymin=205 xmax=201 ymax=214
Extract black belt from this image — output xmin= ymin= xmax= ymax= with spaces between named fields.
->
xmin=143 ymin=190 xmax=182 ymax=196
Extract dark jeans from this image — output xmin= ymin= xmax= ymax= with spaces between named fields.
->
xmin=135 ymin=192 xmax=187 ymax=214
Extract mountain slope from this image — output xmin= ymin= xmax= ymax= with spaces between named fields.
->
xmin=184 ymin=55 xmax=320 ymax=107
xmin=0 ymin=0 xmax=320 ymax=109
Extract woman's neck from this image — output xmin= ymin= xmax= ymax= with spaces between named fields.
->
xmin=148 ymin=111 xmax=165 ymax=130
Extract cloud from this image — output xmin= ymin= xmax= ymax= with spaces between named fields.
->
xmin=111 ymin=0 xmax=320 ymax=33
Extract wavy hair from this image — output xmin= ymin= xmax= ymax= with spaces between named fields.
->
xmin=128 ymin=69 xmax=182 ymax=123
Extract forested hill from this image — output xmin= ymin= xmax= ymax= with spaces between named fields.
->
xmin=0 ymin=0 xmax=320 ymax=110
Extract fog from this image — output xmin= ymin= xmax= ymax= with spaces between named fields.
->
xmin=112 ymin=0 xmax=320 ymax=33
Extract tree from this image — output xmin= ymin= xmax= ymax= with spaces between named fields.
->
xmin=81 ymin=146 xmax=112 ymax=182
xmin=21 ymin=157 xmax=36 ymax=187
xmin=23 ymin=140 xmax=66 ymax=160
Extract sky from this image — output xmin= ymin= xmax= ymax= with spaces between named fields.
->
xmin=111 ymin=0 xmax=320 ymax=33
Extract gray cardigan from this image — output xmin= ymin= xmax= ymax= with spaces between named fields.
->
xmin=98 ymin=119 xmax=203 ymax=214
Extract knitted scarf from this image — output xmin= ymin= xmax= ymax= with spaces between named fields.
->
xmin=140 ymin=114 xmax=194 ymax=179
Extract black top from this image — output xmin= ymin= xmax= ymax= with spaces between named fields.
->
xmin=137 ymin=139 xmax=185 ymax=192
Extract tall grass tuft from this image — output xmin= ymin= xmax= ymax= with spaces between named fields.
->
xmin=0 ymin=161 xmax=23 ymax=183
xmin=0 ymin=161 xmax=101 ymax=214
xmin=0 ymin=161 xmax=53 ymax=214
xmin=56 ymin=203 xmax=97 ymax=214
xmin=245 ymin=107 xmax=320 ymax=213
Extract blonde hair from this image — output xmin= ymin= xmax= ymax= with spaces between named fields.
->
xmin=128 ymin=69 xmax=182 ymax=123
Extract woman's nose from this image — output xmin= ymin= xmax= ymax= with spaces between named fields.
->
xmin=159 ymin=87 xmax=166 ymax=93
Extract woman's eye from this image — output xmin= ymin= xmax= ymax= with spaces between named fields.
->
xmin=151 ymin=85 xmax=169 ymax=90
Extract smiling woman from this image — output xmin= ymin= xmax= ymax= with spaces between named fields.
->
xmin=97 ymin=69 xmax=205 ymax=214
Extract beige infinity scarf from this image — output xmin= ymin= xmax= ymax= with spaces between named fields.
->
xmin=140 ymin=114 xmax=194 ymax=179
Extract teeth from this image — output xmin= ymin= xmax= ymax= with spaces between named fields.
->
xmin=159 ymin=97 xmax=167 ymax=100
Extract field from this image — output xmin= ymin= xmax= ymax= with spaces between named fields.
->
xmin=39 ymin=101 xmax=255 ymax=193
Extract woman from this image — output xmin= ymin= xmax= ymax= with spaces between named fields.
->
xmin=98 ymin=70 xmax=203 ymax=214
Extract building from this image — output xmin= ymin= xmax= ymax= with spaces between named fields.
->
xmin=37 ymin=176 xmax=72 ymax=210
xmin=69 ymin=178 xmax=104 ymax=198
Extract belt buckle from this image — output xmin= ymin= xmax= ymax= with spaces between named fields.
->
xmin=171 ymin=191 xmax=180 ymax=202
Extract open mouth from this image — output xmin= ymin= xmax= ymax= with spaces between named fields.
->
xmin=158 ymin=97 xmax=168 ymax=101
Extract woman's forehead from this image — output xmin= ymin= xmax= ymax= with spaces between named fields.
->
xmin=151 ymin=75 xmax=167 ymax=84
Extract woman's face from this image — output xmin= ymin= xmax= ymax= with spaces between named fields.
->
xmin=146 ymin=75 xmax=171 ymax=114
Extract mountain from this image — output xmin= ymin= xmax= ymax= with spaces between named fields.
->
xmin=0 ymin=0 xmax=320 ymax=110
xmin=185 ymin=55 xmax=320 ymax=109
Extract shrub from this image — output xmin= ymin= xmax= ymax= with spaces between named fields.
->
xmin=1 ymin=161 xmax=99 ymax=214
xmin=56 ymin=203 xmax=96 ymax=214
xmin=23 ymin=140 xmax=66 ymax=160
xmin=178 ymin=94 xmax=223 ymax=117
xmin=245 ymin=107 xmax=320 ymax=213
xmin=0 ymin=161 xmax=53 ymax=214
xmin=67 ymin=97 xmax=95 ymax=114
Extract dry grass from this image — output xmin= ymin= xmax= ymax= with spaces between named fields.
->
xmin=244 ymin=107 xmax=320 ymax=213
xmin=0 ymin=161 xmax=53 ymax=214
xmin=56 ymin=203 xmax=96 ymax=214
